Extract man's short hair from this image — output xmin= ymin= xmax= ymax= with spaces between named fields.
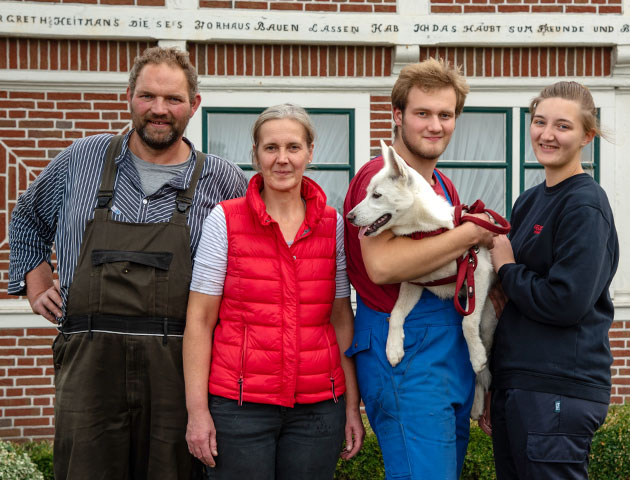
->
xmin=391 ymin=58 xmax=470 ymax=128
xmin=128 ymin=46 xmax=199 ymax=103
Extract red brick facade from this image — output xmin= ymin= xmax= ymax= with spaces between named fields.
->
xmin=430 ymin=0 xmax=622 ymax=14
xmin=189 ymin=43 xmax=394 ymax=77
xmin=418 ymin=47 xmax=613 ymax=77
xmin=610 ymin=321 xmax=630 ymax=404
xmin=0 ymin=328 xmax=55 ymax=441
xmin=0 ymin=39 xmax=157 ymax=72
xmin=199 ymin=0 xmax=397 ymax=13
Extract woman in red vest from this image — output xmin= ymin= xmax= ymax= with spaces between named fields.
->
xmin=183 ymin=104 xmax=364 ymax=479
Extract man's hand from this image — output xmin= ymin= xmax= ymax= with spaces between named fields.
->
xmin=462 ymin=213 xmax=498 ymax=250
xmin=25 ymin=263 xmax=62 ymax=324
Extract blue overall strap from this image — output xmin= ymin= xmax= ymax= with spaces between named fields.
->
xmin=433 ymin=169 xmax=453 ymax=206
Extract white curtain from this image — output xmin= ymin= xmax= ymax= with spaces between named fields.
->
xmin=440 ymin=112 xmax=507 ymax=215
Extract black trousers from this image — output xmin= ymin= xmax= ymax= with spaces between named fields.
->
xmin=52 ymin=332 xmax=197 ymax=480
xmin=491 ymin=388 xmax=608 ymax=480
xmin=205 ymin=395 xmax=346 ymax=480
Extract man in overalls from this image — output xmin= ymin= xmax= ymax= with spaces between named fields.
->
xmin=343 ymin=58 xmax=496 ymax=479
xmin=8 ymin=47 xmax=247 ymax=479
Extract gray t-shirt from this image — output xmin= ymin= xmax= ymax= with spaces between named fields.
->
xmin=129 ymin=150 xmax=191 ymax=196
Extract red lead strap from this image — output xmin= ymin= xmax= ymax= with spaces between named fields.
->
xmin=454 ymin=200 xmax=510 ymax=236
xmin=453 ymin=248 xmax=478 ymax=316
xmin=410 ymin=200 xmax=510 ymax=317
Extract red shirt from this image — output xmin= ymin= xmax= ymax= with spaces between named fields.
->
xmin=343 ymin=156 xmax=460 ymax=313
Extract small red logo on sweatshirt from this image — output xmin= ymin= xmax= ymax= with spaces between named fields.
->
xmin=533 ymin=224 xmax=543 ymax=235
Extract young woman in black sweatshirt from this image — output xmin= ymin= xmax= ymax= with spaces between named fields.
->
xmin=482 ymin=82 xmax=619 ymax=479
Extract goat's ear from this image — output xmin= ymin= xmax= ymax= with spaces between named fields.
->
xmin=381 ymin=140 xmax=408 ymax=181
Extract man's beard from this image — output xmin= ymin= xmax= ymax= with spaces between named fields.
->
xmin=134 ymin=116 xmax=182 ymax=150
xmin=400 ymin=122 xmax=447 ymax=161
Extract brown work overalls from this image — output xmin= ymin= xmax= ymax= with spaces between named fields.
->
xmin=52 ymin=136 xmax=204 ymax=480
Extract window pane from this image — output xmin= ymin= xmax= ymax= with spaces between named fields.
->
xmin=523 ymin=112 xmax=593 ymax=164
xmin=523 ymin=168 xmax=545 ymax=190
xmin=439 ymin=168 xmax=506 ymax=216
xmin=583 ymin=166 xmax=595 ymax=179
xmin=311 ymin=115 xmax=350 ymax=165
xmin=304 ymin=170 xmax=349 ymax=213
xmin=207 ymin=113 xmax=258 ymax=165
xmin=441 ymin=112 xmax=505 ymax=162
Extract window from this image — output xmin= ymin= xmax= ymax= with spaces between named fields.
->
xmin=437 ymin=108 xmax=512 ymax=217
xmin=202 ymin=107 xmax=355 ymax=212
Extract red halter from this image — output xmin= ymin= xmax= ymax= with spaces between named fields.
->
xmin=410 ymin=200 xmax=510 ymax=316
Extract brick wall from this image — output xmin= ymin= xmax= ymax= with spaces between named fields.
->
xmin=417 ymin=46 xmax=613 ymax=77
xmin=189 ymin=43 xmax=393 ymax=77
xmin=2 ymin=39 xmax=611 ymax=80
xmin=0 ymin=39 xmax=157 ymax=72
xmin=199 ymin=0 xmax=396 ymax=13
xmin=431 ymin=0 xmax=621 ymax=14
xmin=0 ymin=327 xmax=56 ymax=441
xmin=369 ymin=95 xmax=392 ymax=155
xmin=610 ymin=321 xmax=630 ymax=404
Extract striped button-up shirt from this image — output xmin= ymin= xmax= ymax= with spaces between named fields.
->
xmin=8 ymin=132 xmax=248 ymax=316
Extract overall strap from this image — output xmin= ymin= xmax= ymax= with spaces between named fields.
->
xmin=433 ymin=169 xmax=453 ymax=206
xmin=171 ymin=150 xmax=206 ymax=225
xmin=94 ymin=135 xmax=125 ymax=220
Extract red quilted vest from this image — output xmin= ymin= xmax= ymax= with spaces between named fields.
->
xmin=208 ymin=174 xmax=346 ymax=407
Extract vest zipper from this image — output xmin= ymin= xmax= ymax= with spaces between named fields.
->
xmin=324 ymin=331 xmax=338 ymax=403
xmin=238 ymin=324 xmax=248 ymax=406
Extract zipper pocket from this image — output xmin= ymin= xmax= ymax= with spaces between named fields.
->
xmin=238 ymin=324 xmax=248 ymax=406
xmin=324 ymin=330 xmax=338 ymax=403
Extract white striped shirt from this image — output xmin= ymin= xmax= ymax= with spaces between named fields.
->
xmin=8 ymin=132 xmax=248 ymax=313
xmin=191 ymin=206 xmax=351 ymax=298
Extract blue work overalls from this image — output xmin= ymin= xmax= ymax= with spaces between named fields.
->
xmin=346 ymin=171 xmax=475 ymax=480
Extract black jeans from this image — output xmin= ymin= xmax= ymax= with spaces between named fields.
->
xmin=491 ymin=388 xmax=608 ymax=480
xmin=205 ymin=395 xmax=346 ymax=480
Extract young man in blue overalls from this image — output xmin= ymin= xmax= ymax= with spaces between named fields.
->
xmin=344 ymin=58 xmax=496 ymax=480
